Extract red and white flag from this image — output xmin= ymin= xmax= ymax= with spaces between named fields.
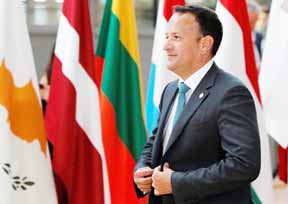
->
xmin=215 ymin=0 xmax=273 ymax=203
xmin=45 ymin=0 xmax=110 ymax=203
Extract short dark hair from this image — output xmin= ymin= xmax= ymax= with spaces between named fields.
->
xmin=174 ymin=5 xmax=223 ymax=56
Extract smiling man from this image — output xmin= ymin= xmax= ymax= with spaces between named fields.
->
xmin=134 ymin=5 xmax=260 ymax=204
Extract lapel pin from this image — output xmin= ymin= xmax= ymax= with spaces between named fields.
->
xmin=199 ymin=93 xmax=204 ymax=99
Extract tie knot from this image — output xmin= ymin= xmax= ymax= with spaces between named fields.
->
xmin=178 ymin=82 xmax=190 ymax=94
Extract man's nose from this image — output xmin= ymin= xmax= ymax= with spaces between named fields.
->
xmin=164 ymin=39 xmax=172 ymax=51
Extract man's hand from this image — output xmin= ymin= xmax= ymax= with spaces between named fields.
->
xmin=152 ymin=163 xmax=174 ymax=195
xmin=134 ymin=167 xmax=154 ymax=194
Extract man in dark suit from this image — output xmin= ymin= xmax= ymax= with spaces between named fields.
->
xmin=134 ymin=5 xmax=261 ymax=204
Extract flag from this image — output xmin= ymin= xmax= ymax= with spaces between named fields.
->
xmin=95 ymin=0 xmax=147 ymax=203
xmin=215 ymin=0 xmax=274 ymax=203
xmin=146 ymin=0 xmax=185 ymax=135
xmin=0 ymin=0 xmax=57 ymax=203
xmin=259 ymin=0 xmax=288 ymax=183
xmin=45 ymin=0 xmax=109 ymax=203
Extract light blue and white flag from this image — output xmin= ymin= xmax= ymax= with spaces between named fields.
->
xmin=146 ymin=0 xmax=185 ymax=135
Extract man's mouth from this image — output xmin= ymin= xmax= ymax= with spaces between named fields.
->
xmin=167 ymin=54 xmax=177 ymax=59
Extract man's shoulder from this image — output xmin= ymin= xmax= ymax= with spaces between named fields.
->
xmin=163 ymin=63 xmax=248 ymax=94
xmin=215 ymin=66 xmax=247 ymax=90
xmin=210 ymin=64 xmax=254 ymax=101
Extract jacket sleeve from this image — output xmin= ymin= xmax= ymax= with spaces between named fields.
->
xmin=134 ymin=84 xmax=169 ymax=198
xmin=171 ymin=85 xmax=261 ymax=203
xmin=134 ymin=134 xmax=156 ymax=198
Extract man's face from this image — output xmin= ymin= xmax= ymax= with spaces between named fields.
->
xmin=164 ymin=13 xmax=203 ymax=76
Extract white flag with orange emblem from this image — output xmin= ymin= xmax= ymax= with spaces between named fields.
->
xmin=0 ymin=0 xmax=57 ymax=203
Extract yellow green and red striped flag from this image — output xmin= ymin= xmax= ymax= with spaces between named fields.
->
xmin=95 ymin=0 xmax=147 ymax=203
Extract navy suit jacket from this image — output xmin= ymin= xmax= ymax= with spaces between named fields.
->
xmin=135 ymin=63 xmax=261 ymax=204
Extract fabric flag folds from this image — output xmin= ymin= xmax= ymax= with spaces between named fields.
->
xmin=259 ymin=0 xmax=288 ymax=183
xmin=0 ymin=0 xmax=57 ymax=203
xmin=45 ymin=0 xmax=109 ymax=203
xmin=146 ymin=0 xmax=185 ymax=135
xmin=95 ymin=0 xmax=147 ymax=203
xmin=215 ymin=0 xmax=273 ymax=203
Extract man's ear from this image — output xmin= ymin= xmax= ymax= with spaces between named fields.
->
xmin=200 ymin=35 xmax=214 ymax=55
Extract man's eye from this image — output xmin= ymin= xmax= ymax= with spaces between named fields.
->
xmin=165 ymin=35 xmax=182 ymax=40
xmin=173 ymin=35 xmax=181 ymax=40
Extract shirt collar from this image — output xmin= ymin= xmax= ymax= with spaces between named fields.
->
xmin=179 ymin=59 xmax=213 ymax=92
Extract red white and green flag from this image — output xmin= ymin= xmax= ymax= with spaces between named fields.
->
xmin=215 ymin=0 xmax=274 ymax=203
xmin=0 ymin=0 xmax=57 ymax=203
xmin=95 ymin=0 xmax=147 ymax=203
xmin=45 ymin=0 xmax=109 ymax=203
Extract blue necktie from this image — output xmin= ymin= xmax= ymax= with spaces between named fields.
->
xmin=173 ymin=82 xmax=190 ymax=127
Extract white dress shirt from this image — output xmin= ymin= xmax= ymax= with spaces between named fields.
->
xmin=162 ymin=59 xmax=213 ymax=154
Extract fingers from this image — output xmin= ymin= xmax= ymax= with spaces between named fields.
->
xmin=135 ymin=167 xmax=153 ymax=178
xmin=141 ymin=186 xmax=152 ymax=194
xmin=135 ymin=176 xmax=152 ymax=186
xmin=134 ymin=167 xmax=153 ymax=194
xmin=137 ymin=178 xmax=152 ymax=194
xmin=152 ymin=163 xmax=172 ymax=196
xmin=152 ymin=166 xmax=160 ymax=191
xmin=164 ymin=162 xmax=169 ymax=169
xmin=154 ymin=189 xmax=160 ymax=195
xmin=152 ymin=165 xmax=161 ymax=181
xmin=154 ymin=165 xmax=161 ymax=172
xmin=135 ymin=164 xmax=172 ymax=195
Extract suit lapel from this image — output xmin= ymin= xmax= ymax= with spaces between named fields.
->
xmin=151 ymin=81 xmax=178 ymax=167
xmin=163 ymin=64 xmax=219 ymax=156
xmin=157 ymin=82 xmax=178 ymax=136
